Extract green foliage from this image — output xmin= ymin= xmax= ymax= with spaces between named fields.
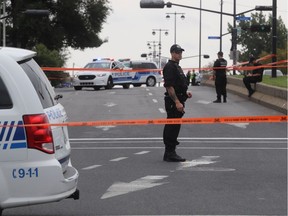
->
xmin=228 ymin=12 xmax=288 ymax=62
xmin=4 ymin=0 xmax=111 ymax=51
xmin=235 ymin=75 xmax=287 ymax=88
xmin=33 ymin=43 xmax=69 ymax=87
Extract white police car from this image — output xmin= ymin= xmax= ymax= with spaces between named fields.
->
xmin=0 ymin=47 xmax=79 ymax=215
xmin=73 ymin=58 xmax=132 ymax=90
xmin=120 ymin=59 xmax=162 ymax=87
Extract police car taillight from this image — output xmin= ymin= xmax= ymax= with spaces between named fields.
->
xmin=23 ymin=114 xmax=54 ymax=154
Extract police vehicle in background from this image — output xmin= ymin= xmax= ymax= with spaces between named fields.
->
xmin=0 ymin=47 xmax=79 ymax=215
xmin=119 ymin=59 xmax=162 ymax=87
xmin=73 ymin=58 xmax=132 ymax=90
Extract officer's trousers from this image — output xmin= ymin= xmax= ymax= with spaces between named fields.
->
xmin=215 ymin=77 xmax=227 ymax=100
xmin=163 ymin=97 xmax=184 ymax=153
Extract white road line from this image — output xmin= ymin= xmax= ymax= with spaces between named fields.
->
xmin=134 ymin=151 xmax=150 ymax=155
xmin=73 ymin=147 xmax=286 ymax=150
xmin=70 ymin=137 xmax=287 ymax=141
xmin=110 ymin=157 xmax=128 ymax=162
xmin=159 ymin=108 xmax=166 ymax=113
xmin=148 ymin=92 xmax=153 ymax=96
xmin=152 ymin=99 xmax=158 ymax=103
xmin=82 ymin=165 xmax=102 ymax=170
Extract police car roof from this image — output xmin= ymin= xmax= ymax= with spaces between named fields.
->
xmin=0 ymin=47 xmax=36 ymax=62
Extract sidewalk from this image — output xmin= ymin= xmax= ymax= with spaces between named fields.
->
xmin=201 ymin=75 xmax=288 ymax=114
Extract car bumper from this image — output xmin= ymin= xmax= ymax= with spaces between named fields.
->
xmin=73 ymin=78 xmax=107 ymax=87
xmin=0 ymin=158 xmax=79 ymax=209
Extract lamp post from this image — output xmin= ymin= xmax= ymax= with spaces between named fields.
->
xmin=165 ymin=12 xmax=185 ymax=44
xmin=199 ymin=0 xmax=202 ymax=73
xmin=152 ymin=29 xmax=168 ymax=68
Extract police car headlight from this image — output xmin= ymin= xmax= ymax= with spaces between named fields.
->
xmin=97 ymin=73 xmax=107 ymax=77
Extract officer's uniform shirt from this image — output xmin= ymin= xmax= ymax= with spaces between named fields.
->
xmin=163 ymin=60 xmax=188 ymax=102
xmin=213 ymin=58 xmax=227 ymax=78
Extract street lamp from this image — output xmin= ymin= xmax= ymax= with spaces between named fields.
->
xmin=165 ymin=12 xmax=185 ymax=44
xmin=152 ymin=29 xmax=168 ymax=68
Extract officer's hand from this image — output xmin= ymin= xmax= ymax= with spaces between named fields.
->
xmin=187 ymin=91 xmax=192 ymax=98
xmin=175 ymin=101 xmax=184 ymax=113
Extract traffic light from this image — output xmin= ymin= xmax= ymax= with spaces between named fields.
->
xmin=250 ymin=25 xmax=271 ymax=32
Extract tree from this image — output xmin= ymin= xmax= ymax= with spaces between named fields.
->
xmin=228 ymin=12 xmax=287 ymax=63
xmin=33 ymin=43 xmax=69 ymax=87
xmin=3 ymin=0 xmax=111 ymax=51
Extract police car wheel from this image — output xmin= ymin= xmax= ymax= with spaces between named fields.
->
xmin=105 ymin=77 xmax=113 ymax=89
xmin=146 ymin=77 xmax=156 ymax=87
xmin=0 ymin=208 xmax=2 ymax=216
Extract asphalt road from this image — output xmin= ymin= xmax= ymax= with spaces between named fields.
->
xmin=4 ymin=84 xmax=287 ymax=216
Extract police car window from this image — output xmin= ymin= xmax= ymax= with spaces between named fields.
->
xmin=0 ymin=76 xmax=13 ymax=109
xmin=20 ymin=60 xmax=55 ymax=109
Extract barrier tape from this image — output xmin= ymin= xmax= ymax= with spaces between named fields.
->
xmin=41 ymin=61 xmax=287 ymax=73
xmin=1 ymin=115 xmax=287 ymax=128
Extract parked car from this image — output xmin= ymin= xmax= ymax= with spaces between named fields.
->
xmin=73 ymin=58 xmax=132 ymax=90
xmin=263 ymin=69 xmax=284 ymax=76
xmin=0 ymin=47 xmax=79 ymax=215
xmin=120 ymin=60 xmax=162 ymax=87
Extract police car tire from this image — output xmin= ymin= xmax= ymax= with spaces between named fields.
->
xmin=146 ymin=76 xmax=156 ymax=87
xmin=0 ymin=208 xmax=2 ymax=216
xmin=105 ymin=77 xmax=113 ymax=89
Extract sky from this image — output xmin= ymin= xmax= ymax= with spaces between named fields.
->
xmin=66 ymin=0 xmax=287 ymax=70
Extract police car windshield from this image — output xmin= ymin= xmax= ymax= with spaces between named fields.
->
xmin=84 ymin=62 xmax=110 ymax=69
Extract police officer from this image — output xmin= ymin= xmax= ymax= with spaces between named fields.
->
xmin=243 ymin=56 xmax=263 ymax=97
xmin=163 ymin=44 xmax=192 ymax=162
xmin=213 ymin=51 xmax=227 ymax=103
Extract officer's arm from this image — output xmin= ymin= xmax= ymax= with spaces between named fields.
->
xmin=166 ymin=86 xmax=182 ymax=107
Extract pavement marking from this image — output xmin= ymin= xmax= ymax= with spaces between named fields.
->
xmin=103 ymin=102 xmax=117 ymax=107
xmin=110 ymin=157 xmax=128 ymax=162
xmin=226 ymin=123 xmax=249 ymax=128
xmin=70 ymin=137 xmax=287 ymax=141
xmin=196 ymin=99 xmax=211 ymax=104
xmin=148 ymin=92 xmax=153 ymax=96
xmin=73 ymin=147 xmax=286 ymax=150
xmin=159 ymin=108 xmax=166 ymax=113
xmin=101 ymin=175 xmax=168 ymax=199
xmin=134 ymin=151 xmax=150 ymax=155
xmin=178 ymin=156 xmax=235 ymax=172
xmin=152 ymin=99 xmax=158 ymax=103
xmin=82 ymin=165 xmax=102 ymax=170
xmin=94 ymin=125 xmax=116 ymax=131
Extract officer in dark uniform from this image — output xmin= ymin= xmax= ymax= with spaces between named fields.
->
xmin=243 ymin=56 xmax=263 ymax=97
xmin=163 ymin=44 xmax=192 ymax=162
xmin=213 ymin=51 xmax=228 ymax=103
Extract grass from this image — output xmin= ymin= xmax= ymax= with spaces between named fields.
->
xmin=235 ymin=75 xmax=287 ymax=89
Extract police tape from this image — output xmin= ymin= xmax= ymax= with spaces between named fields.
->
xmin=1 ymin=115 xmax=287 ymax=128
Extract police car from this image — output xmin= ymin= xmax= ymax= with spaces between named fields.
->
xmin=0 ymin=47 xmax=79 ymax=215
xmin=120 ymin=59 xmax=162 ymax=87
xmin=73 ymin=58 xmax=132 ymax=90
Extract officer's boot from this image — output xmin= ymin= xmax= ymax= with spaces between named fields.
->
xmin=223 ymin=96 xmax=227 ymax=103
xmin=213 ymin=96 xmax=221 ymax=103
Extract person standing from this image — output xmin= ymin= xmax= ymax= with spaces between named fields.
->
xmin=213 ymin=51 xmax=228 ymax=103
xmin=162 ymin=44 xmax=192 ymax=162
xmin=243 ymin=56 xmax=263 ymax=97
xmin=191 ymin=70 xmax=197 ymax=86
xmin=186 ymin=70 xmax=191 ymax=85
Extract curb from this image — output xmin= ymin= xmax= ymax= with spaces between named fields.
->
xmin=201 ymin=75 xmax=288 ymax=114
